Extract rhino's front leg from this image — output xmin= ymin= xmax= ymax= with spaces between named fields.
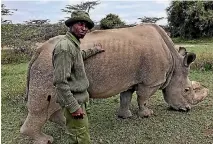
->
xmin=117 ymin=89 xmax=134 ymax=118
xmin=136 ymin=84 xmax=160 ymax=117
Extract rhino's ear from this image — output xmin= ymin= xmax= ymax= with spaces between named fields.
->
xmin=183 ymin=52 xmax=196 ymax=67
xmin=178 ymin=47 xmax=187 ymax=56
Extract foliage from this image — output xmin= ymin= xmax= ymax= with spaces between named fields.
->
xmin=1 ymin=49 xmax=32 ymax=64
xmin=1 ymin=23 xmax=68 ymax=64
xmin=61 ymin=0 xmax=100 ymax=14
xmin=138 ymin=16 xmax=164 ymax=23
xmin=1 ymin=23 xmax=67 ymax=47
xmin=166 ymin=1 xmax=213 ymax=39
xmin=100 ymin=13 xmax=125 ymax=29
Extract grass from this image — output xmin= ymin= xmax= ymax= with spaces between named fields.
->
xmin=2 ymin=66 xmax=213 ymax=143
xmin=1 ymin=41 xmax=213 ymax=144
xmin=178 ymin=43 xmax=213 ymax=54
xmin=1 ymin=63 xmax=29 ymax=144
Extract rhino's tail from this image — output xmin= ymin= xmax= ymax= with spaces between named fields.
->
xmin=25 ymin=46 xmax=46 ymax=101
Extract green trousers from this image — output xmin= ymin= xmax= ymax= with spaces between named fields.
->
xmin=63 ymin=104 xmax=91 ymax=144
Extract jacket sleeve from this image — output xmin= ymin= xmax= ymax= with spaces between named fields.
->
xmin=53 ymin=43 xmax=80 ymax=113
xmin=81 ymin=48 xmax=102 ymax=60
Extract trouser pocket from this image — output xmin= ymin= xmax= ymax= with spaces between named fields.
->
xmin=64 ymin=106 xmax=91 ymax=144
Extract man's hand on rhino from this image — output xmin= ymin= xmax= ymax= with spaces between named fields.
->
xmin=71 ymin=108 xmax=85 ymax=119
xmin=94 ymin=43 xmax=105 ymax=53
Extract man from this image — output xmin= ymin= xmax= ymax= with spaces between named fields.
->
xmin=52 ymin=10 xmax=104 ymax=144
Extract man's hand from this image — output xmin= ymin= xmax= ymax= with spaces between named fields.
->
xmin=94 ymin=43 xmax=105 ymax=53
xmin=71 ymin=108 xmax=85 ymax=119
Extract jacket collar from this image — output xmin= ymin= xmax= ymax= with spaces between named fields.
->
xmin=66 ymin=31 xmax=80 ymax=47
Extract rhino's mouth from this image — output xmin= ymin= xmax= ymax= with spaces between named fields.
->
xmin=168 ymin=105 xmax=191 ymax=112
xmin=167 ymin=81 xmax=209 ymax=112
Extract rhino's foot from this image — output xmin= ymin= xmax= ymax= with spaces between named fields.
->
xmin=117 ymin=109 xmax=132 ymax=119
xmin=138 ymin=108 xmax=153 ymax=118
xmin=34 ymin=133 xmax=53 ymax=144
xmin=20 ymin=112 xmax=53 ymax=143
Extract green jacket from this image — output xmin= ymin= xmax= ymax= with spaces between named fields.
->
xmin=53 ymin=31 xmax=102 ymax=113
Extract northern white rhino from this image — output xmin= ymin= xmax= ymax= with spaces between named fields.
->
xmin=20 ymin=24 xmax=208 ymax=144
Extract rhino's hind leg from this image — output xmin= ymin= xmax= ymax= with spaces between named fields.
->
xmin=49 ymin=108 xmax=66 ymax=127
xmin=117 ymin=89 xmax=134 ymax=118
xmin=136 ymin=84 xmax=160 ymax=118
xmin=20 ymin=111 xmax=53 ymax=144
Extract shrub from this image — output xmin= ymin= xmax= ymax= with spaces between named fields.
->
xmin=100 ymin=13 xmax=125 ymax=29
xmin=1 ymin=49 xmax=33 ymax=64
xmin=1 ymin=23 xmax=68 ymax=64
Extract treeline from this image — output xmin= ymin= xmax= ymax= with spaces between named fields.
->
xmin=167 ymin=1 xmax=213 ymax=39
xmin=1 ymin=1 xmax=213 ymax=67
xmin=2 ymin=1 xmax=213 ymax=43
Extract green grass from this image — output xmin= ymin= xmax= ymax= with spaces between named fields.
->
xmin=180 ymin=43 xmax=213 ymax=54
xmin=2 ymin=61 xmax=213 ymax=144
xmin=1 ymin=63 xmax=29 ymax=144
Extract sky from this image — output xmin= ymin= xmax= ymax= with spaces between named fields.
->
xmin=2 ymin=0 xmax=171 ymax=25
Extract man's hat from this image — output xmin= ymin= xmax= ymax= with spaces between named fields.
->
xmin=65 ymin=10 xmax=94 ymax=29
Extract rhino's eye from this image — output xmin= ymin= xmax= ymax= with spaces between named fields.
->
xmin=184 ymin=88 xmax=190 ymax=93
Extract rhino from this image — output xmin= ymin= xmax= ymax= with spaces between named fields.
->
xmin=20 ymin=24 xmax=208 ymax=144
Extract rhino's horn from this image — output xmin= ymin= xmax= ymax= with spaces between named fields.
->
xmin=191 ymin=81 xmax=209 ymax=105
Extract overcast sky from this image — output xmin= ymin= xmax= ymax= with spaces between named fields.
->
xmin=2 ymin=0 xmax=171 ymax=25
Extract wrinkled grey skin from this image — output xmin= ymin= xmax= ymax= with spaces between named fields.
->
xmin=20 ymin=24 xmax=208 ymax=144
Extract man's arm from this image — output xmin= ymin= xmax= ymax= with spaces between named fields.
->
xmin=81 ymin=43 xmax=105 ymax=60
xmin=53 ymin=46 xmax=81 ymax=114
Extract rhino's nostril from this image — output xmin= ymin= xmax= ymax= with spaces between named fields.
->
xmin=179 ymin=105 xmax=191 ymax=112
xmin=179 ymin=108 xmax=187 ymax=112
xmin=186 ymin=105 xmax=191 ymax=112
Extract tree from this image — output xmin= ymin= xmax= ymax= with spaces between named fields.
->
xmin=138 ymin=16 xmax=164 ymax=24
xmin=61 ymin=0 xmax=100 ymax=14
xmin=1 ymin=4 xmax=17 ymax=23
xmin=100 ymin=13 xmax=125 ymax=29
xmin=166 ymin=1 xmax=213 ymax=39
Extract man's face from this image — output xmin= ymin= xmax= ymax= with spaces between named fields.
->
xmin=71 ymin=21 xmax=89 ymax=39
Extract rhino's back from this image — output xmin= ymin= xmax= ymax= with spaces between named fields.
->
xmin=80 ymin=24 xmax=172 ymax=98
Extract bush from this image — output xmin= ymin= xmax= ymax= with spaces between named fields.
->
xmin=1 ymin=23 xmax=67 ymax=47
xmin=1 ymin=23 xmax=68 ymax=64
xmin=1 ymin=49 xmax=33 ymax=64
xmin=100 ymin=13 xmax=125 ymax=29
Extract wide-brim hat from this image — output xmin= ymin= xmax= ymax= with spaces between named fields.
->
xmin=65 ymin=10 xmax=94 ymax=29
